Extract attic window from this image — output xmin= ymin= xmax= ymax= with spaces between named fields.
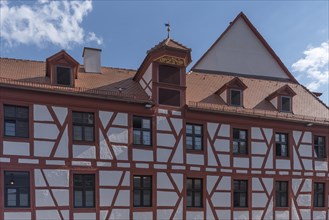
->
xmin=158 ymin=65 xmax=180 ymax=85
xmin=230 ymin=89 xmax=242 ymax=106
xmin=280 ymin=96 xmax=291 ymax=112
xmin=56 ymin=66 xmax=72 ymax=86
xmin=158 ymin=88 xmax=180 ymax=106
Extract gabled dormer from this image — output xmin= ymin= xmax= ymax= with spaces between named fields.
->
xmin=46 ymin=50 xmax=79 ymax=87
xmin=216 ymin=77 xmax=247 ymax=107
xmin=266 ymin=85 xmax=296 ymax=113
xmin=134 ymin=37 xmax=191 ymax=108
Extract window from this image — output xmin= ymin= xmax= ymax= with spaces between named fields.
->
xmin=133 ymin=116 xmax=151 ymax=146
xmin=187 ymin=178 xmax=203 ymax=207
xmin=275 ymin=181 xmax=288 ymax=207
xmin=4 ymin=171 xmax=30 ymax=207
xmin=314 ymin=183 xmax=325 ymax=207
xmin=233 ymin=129 xmax=248 ymax=154
xmin=56 ymin=66 xmax=72 ymax=86
xmin=234 ymin=180 xmax=248 ymax=207
xmin=314 ymin=136 xmax=326 ymax=159
xmin=186 ymin=124 xmax=203 ymax=150
xmin=4 ymin=105 xmax=29 ymax=138
xmin=133 ymin=176 xmax=152 ymax=207
xmin=72 ymin=112 xmax=94 ymax=142
xmin=280 ymin=96 xmax=291 ymax=112
xmin=276 ymin=133 xmax=288 ymax=157
xmin=73 ymin=174 xmax=95 ymax=208
xmin=230 ymin=89 xmax=242 ymax=106
xmin=158 ymin=65 xmax=180 ymax=85
xmin=158 ymin=88 xmax=180 ymax=107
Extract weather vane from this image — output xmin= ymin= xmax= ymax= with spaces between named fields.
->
xmin=165 ymin=22 xmax=170 ymax=38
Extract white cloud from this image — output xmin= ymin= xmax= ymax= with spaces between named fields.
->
xmin=292 ymin=41 xmax=329 ymax=91
xmin=0 ymin=0 xmax=103 ymax=48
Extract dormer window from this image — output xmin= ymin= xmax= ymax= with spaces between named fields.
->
xmin=158 ymin=65 xmax=180 ymax=85
xmin=230 ymin=89 xmax=242 ymax=106
xmin=158 ymin=88 xmax=180 ymax=106
xmin=280 ymin=96 xmax=291 ymax=112
xmin=56 ymin=66 xmax=72 ymax=86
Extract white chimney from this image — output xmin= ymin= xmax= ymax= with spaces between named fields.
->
xmin=82 ymin=47 xmax=102 ymax=73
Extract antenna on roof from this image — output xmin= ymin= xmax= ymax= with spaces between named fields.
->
xmin=165 ymin=22 xmax=170 ymax=38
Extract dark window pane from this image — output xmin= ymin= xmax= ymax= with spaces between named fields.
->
xmin=133 ymin=117 xmax=142 ymax=129
xmin=74 ymin=190 xmax=83 ymax=207
xmin=142 ymin=131 xmax=151 ymax=145
xmin=158 ymin=88 xmax=180 ymax=107
xmin=186 ymin=190 xmax=192 ymax=207
xmin=159 ymin=65 xmax=180 ymax=85
xmin=133 ymin=176 xmax=152 ymax=207
xmin=73 ymin=174 xmax=95 ymax=208
xmin=142 ymin=119 xmax=151 ymax=129
xmin=281 ymin=96 xmax=291 ymax=112
xmin=4 ymin=105 xmax=29 ymax=138
xmin=133 ymin=131 xmax=142 ymax=145
xmin=133 ymin=190 xmax=141 ymax=206
xmin=4 ymin=106 xmax=16 ymax=117
xmin=73 ymin=126 xmax=83 ymax=141
xmin=186 ymin=124 xmax=203 ymax=151
xmin=84 ymin=127 xmax=94 ymax=141
xmin=186 ymin=178 xmax=203 ymax=208
xmin=85 ymin=190 xmax=94 ymax=207
xmin=133 ymin=116 xmax=152 ymax=146
xmin=73 ymin=112 xmax=82 ymax=123
xmin=4 ymin=171 xmax=30 ymax=208
xmin=186 ymin=125 xmax=193 ymax=134
xmin=7 ymin=189 xmax=17 ymax=206
xmin=56 ymin=66 xmax=71 ymax=86
xmin=5 ymin=122 xmax=15 ymax=136
xmin=231 ymin=90 xmax=241 ymax=106
xmin=133 ymin=176 xmax=141 ymax=188
xmin=143 ymin=190 xmax=152 ymax=206
xmin=72 ymin=112 xmax=94 ymax=142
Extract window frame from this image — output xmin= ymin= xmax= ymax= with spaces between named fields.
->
xmin=280 ymin=96 xmax=292 ymax=113
xmin=133 ymin=116 xmax=152 ymax=146
xmin=133 ymin=175 xmax=152 ymax=207
xmin=186 ymin=178 xmax=203 ymax=208
xmin=275 ymin=132 xmax=289 ymax=157
xmin=232 ymin=128 xmax=248 ymax=155
xmin=233 ymin=180 xmax=248 ymax=208
xmin=4 ymin=171 xmax=30 ymax=208
xmin=186 ymin=123 xmax=203 ymax=151
xmin=229 ymin=89 xmax=243 ymax=106
xmin=313 ymin=182 xmax=325 ymax=208
xmin=158 ymin=64 xmax=181 ymax=85
xmin=314 ymin=136 xmax=326 ymax=159
xmin=55 ymin=65 xmax=73 ymax=86
xmin=72 ymin=111 xmax=95 ymax=142
xmin=275 ymin=181 xmax=289 ymax=208
xmin=158 ymin=87 xmax=181 ymax=107
xmin=73 ymin=174 xmax=95 ymax=208
xmin=3 ymin=104 xmax=29 ymax=138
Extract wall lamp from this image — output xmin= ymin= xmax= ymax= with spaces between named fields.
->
xmin=144 ymin=103 xmax=154 ymax=109
xmin=305 ymin=122 xmax=314 ymax=127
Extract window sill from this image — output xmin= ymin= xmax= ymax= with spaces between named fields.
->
xmin=4 ymin=207 xmax=31 ymax=210
xmin=274 ymin=207 xmax=289 ymax=211
xmin=233 ymin=153 xmax=249 ymax=157
xmin=313 ymin=206 xmax=326 ymax=210
xmin=186 ymin=207 xmax=204 ymax=211
xmin=3 ymin=136 xmax=30 ymax=141
xmin=186 ymin=149 xmax=204 ymax=154
xmin=132 ymin=206 xmax=153 ymax=211
xmin=72 ymin=207 xmax=96 ymax=211
xmin=233 ymin=207 xmax=249 ymax=210
xmin=73 ymin=140 xmax=96 ymax=145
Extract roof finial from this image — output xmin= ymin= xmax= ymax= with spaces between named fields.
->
xmin=165 ymin=22 xmax=170 ymax=38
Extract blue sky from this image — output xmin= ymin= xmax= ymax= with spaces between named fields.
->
xmin=1 ymin=0 xmax=328 ymax=105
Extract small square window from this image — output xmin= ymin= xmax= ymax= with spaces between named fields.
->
xmin=72 ymin=112 xmax=94 ymax=142
xmin=4 ymin=105 xmax=29 ymax=138
xmin=56 ymin=66 xmax=72 ymax=86
xmin=133 ymin=116 xmax=152 ymax=146
xmin=186 ymin=124 xmax=203 ymax=150
xmin=280 ymin=96 xmax=291 ymax=112
xmin=230 ymin=89 xmax=242 ymax=106
xmin=232 ymin=129 xmax=248 ymax=154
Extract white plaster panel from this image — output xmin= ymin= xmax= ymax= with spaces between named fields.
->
xmin=251 ymin=127 xmax=263 ymax=140
xmin=157 ymin=173 xmax=173 ymax=190
xmin=171 ymin=137 xmax=183 ymax=163
xmin=217 ymin=176 xmax=231 ymax=190
xmin=156 ymin=148 xmax=172 ymax=162
xmin=207 ymin=122 xmax=219 ymax=139
xmin=99 ymin=131 xmax=113 ymax=159
xmin=36 ymin=210 xmax=61 ymax=220
xmin=276 ymin=159 xmax=290 ymax=170
xmin=207 ymin=176 xmax=219 ymax=193
xmin=74 ymin=213 xmax=96 ymax=220
xmin=298 ymin=144 xmax=312 ymax=157
xmin=252 ymin=211 xmax=264 ymax=220
xmin=113 ymin=145 xmax=128 ymax=160
xmin=252 ymin=193 xmax=267 ymax=207
xmin=171 ymin=173 xmax=183 ymax=192
xmin=297 ymin=194 xmax=311 ymax=206
xmin=293 ymin=147 xmax=302 ymax=170
xmin=264 ymin=145 xmax=273 ymax=169
xmin=34 ymin=105 xmax=53 ymax=121
xmin=35 ymin=189 xmax=55 ymax=207
xmin=157 ymin=116 xmax=171 ymax=131
xmin=52 ymin=106 xmax=67 ymax=126
xmin=233 ymin=157 xmax=249 ymax=168
xmin=44 ymin=169 xmax=69 ymax=187
xmin=214 ymin=139 xmax=230 ymax=152
xmin=315 ymin=161 xmax=328 ymax=171
xmin=218 ymin=154 xmax=230 ymax=167
xmin=313 ymin=211 xmax=326 ymax=220
xmin=302 ymin=159 xmax=313 ymax=171
xmin=264 ymin=199 xmax=273 ymax=220
xmin=34 ymin=140 xmax=54 ymax=157
xmin=133 ymin=149 xmax=153 ymax=162
xmin=73 ymin=145 xmax=96 ymax=159
xmin=218 ymin=124 xmax=230 ymax=137
xmin=293 ymin=131 xmax=302 ymax=145
xmin=262 ymin=178 xmax=273 ymax=195
xmin=46 ymin=160 xmax=65 ymax=165
xmin=55 ymin=125 xmax=68 ymax=158
xmin=133 ymin=212 xmax=152 ymax=220
xmin=170 ymin=118 xmax=182 ymax=134
xmin=171 ymin=110 xmax=181 ymax=116
xmin=301 ymin=179 xmax=312 ymax=192
xmin=206 ymin=201 xmax=215 ymax=220
xmin=112 ymin=113 xmax=128 ymax=126
xmin=270 ymin=97 xmax=278 ymax=109
xmin=3 ymin=141 xmax=29 ymax=156
xmin=34 ymin=123 xmax=59 ymax=139
xmin=173 ymin=199 xmax=183 ymax=220
xmin=220 ymin=89 xmax=227 ymax=103
xmin=114 ymin=190 xmax=130 ymax=206
xmin=100 ymin=188 xmax=115 ymax=207
xmin=252 ymin=178 xmax=263 ymax=191
xmin=143 ymin=63 xmax=153 ymax=83
xmin=292 ymin=179 xmax=302 ymax=195
xmin=234 ymin=211 xmax=249 ymax=220
xmin=291 ymin=201 xmax=299 ymax=220
xmin=5 ymin=212 xmax=31 ymax=220
xmin=0 ymin=157 xmax=10 ymax=162
xmin=99 ymin=111 xmax=113 ymax=128
xmin=61 ymin=210 xmax=70 ymax=220
xmin=157 ymin=210 xmax=173 ymax=220
xmin=207 ymin=142 xmax=218 ymax=166
xmin=263 ymin=128 xmax=273 ymax=144
xmin=187 ymin=153 xmax=204 ymax=165
xmin=302 ymin=131 xmax=312 ymax=143
xmin=157 ymin=191 xmax=178 ymax=206
xmin=109 ymin=209 xmax=130 ymax=220
xmin=216 ymin=210 xmax=230 ymax=220
xmin=122 ymin=171 xmax=130 ymax=186
xmin=97 ymin=162 xmax=111 ymax=167
xmin=34 ymin=169 xmax=46 ymax=187
xmin=211 ymin=192 xmax=230 ymax=207
xmin=300 ymin=209 xmax=311 ymax=220
xmin=99 ymin=171 xmax=122 ymax=186
xmin=251 ymin=142 xmax=268 ymax=155
xmin=252 ymin=156 xmax=264 ymax=168
xmin=52 ymin=189 xmax=69 ymax=206
xmin=275 ymin=211 xmax=290 ymax=220
xmin=145 ymin=88 xmax=152 ymax=96
xmin=139 ymin=79 xmax=146 ymax=89
xmin=186 ymin=211 xmax=204 ymax=220
xmin=19 ymin=158 xmax=39 ymax=164
xmin=107 ymin=128 xmax=128 ymax=144
xmin=157 ymin=133 xmax=176 ymax=147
